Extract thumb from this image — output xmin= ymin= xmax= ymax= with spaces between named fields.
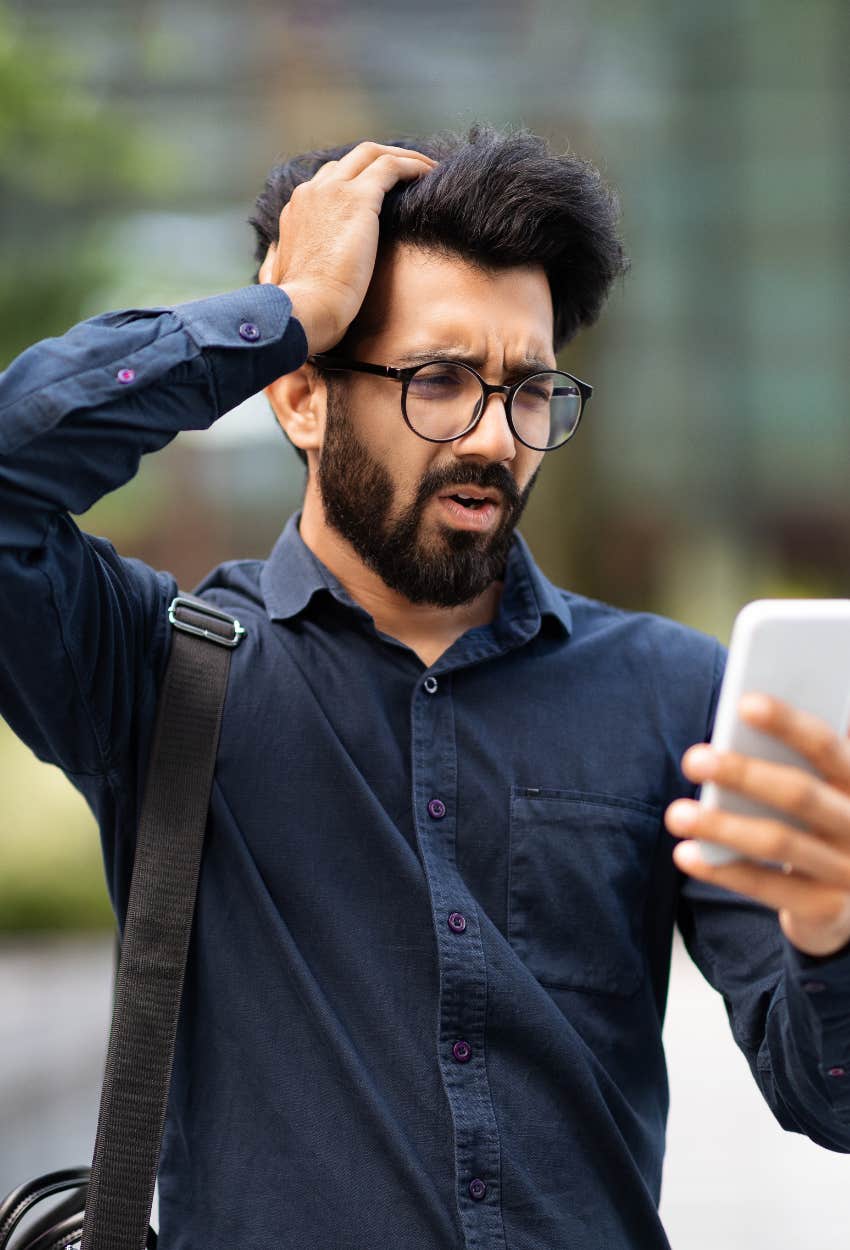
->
xmin=258 ymin=244 xmax=277 ymax=285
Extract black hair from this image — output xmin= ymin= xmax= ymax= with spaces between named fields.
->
xmin=249 ymin=123 xmax=629 ymax=464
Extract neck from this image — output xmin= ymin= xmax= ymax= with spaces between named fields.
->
xmin=297 ymin=487 xmax=504 ymax=668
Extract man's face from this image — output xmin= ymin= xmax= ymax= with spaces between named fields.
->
xmin=315 ymin=243 xmax=555 ymax=607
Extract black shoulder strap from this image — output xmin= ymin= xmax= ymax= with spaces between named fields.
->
xmin=81 ymin=594 xmax=245 ymax=1250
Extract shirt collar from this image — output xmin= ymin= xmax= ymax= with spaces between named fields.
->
xmin=260 ymin=511 xmax=362 ymax=622
xmin=500 ymin=529 xmax=573 ymax=639
xmin=260 ymin=510 xmax=572 ymax=639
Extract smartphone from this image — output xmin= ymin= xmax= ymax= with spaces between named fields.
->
xmin=697 ymin=599 xmax=850 ymax=868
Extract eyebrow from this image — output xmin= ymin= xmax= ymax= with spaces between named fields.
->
xmin=393 ymin=347 xmax=558 ymax=378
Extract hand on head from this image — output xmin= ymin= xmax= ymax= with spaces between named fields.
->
xmin=258 ymin=142 xmax=437 ymax=354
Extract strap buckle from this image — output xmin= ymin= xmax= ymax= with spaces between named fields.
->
xmin=167 ymin=596 xmax=247 ymax=648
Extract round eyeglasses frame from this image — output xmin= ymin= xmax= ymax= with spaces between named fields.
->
xmin=308 ymin=354 xmax=593 ymax=452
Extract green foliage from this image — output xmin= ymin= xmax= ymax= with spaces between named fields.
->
xmin=0 ymin=247 xmax=111 ymax=367
xmin=0 ymin=8 xmax=175 ymax=201
xmin=0 ymin=8 xmax=183 ymax=928
xmin=0 ymin=872 xmax=114 ymax=932
xmin=0 ymin=719 xmax=114 ymax=931
xmin=0 ymin=4 xmax=178 ymax=364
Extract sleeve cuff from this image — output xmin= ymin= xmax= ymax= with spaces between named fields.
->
xmin=172 ymin=284 xmax=309 ymax=417
xmin=784 ymin=932 xmax=850 ymax=984
xmin=173 ymin=283 xmax=301 ymax=350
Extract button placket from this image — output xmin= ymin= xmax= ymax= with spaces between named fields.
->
xmin=409 ymin=672 xmax=507 ymax=1249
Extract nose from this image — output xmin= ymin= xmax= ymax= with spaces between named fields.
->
xmin=451 ymin=391 xmax=516 ymax=464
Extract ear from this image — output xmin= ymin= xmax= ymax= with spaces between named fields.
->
xmin=264 ymin=363 xmax=325 ymax=463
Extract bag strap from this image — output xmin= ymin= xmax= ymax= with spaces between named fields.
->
xmin=80 ymin=594 xmax=246 ymax=1250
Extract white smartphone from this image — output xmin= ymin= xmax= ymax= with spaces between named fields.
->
xmin=697 ymin=599 xmax=850 ymax=868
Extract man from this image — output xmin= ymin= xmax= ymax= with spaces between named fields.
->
xmin=1 ymin=126 xmax=849 ymax=1249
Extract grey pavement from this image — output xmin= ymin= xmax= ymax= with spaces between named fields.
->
xmin=660 ymin=933 xmax=849 ymax=1248
xmin=1 ymin=933 xmax=847 ymax=1247
xmin=0 ymin=935 xmax=111 ymax=1183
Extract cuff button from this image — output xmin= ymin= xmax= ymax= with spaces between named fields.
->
xmin=238 ymin=321 xmax=261 ymax=342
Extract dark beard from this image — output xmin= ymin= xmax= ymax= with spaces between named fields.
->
xmin=316 ymin=384 xmax=538 ymax=607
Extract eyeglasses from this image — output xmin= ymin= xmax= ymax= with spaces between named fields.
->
xmin=308 ymin=354 xmax=593 ymax=452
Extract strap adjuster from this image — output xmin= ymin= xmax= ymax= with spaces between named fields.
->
xmin=167 ymin=596 xmax=246 ymax=648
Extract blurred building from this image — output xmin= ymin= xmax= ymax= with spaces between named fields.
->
xmin=4 ymin=0 xmax=847 ymax=642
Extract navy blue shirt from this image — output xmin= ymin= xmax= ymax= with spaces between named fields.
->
xmin=2 ymin=286 xmax=849 ymax=1250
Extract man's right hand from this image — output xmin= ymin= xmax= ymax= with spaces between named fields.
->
xmin=257 ymin=141 xmax=437 ymax=354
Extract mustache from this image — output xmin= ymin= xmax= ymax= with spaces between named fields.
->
xmin=413 ymin=463 xmax=522 ymax=511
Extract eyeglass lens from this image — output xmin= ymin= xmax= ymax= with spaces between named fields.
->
xmin=404 ymin=362 xmax=581 ymax=450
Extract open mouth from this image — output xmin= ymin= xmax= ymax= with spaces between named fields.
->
xmin=447 ymin=493 xmax=491 ymax=510
xmin=439 ymin=488 xmax=501 ymax=509
xmin=435 ymin=489 xmax=502 ymax=531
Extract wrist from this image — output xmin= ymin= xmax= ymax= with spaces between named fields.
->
xmin=278 ymin=283 xmax=337 ymax=355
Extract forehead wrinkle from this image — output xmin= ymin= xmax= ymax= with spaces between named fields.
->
xmin=393 ymin=345 xmax=557 ymax=375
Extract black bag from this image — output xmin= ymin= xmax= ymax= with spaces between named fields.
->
xmin=0 ymin=596 xmax=245 ymax=1250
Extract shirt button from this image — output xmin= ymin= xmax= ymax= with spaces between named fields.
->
xmin=238 ymin=321 xmax=261 ymax=341
xmin=802 ymin=980 xmax=827 ymax=994
xmin=423 ymin=675 xmax=438 ymax=694
xmin=468 ymin=1178 xmax=487 ymax=1201
xmin=116 ymin=368 xmax=136 ymax=384
xmin=827 ymin=1066 xmax=846 ymax=1078
xmin=427 ymin=798 xmax=446 ymax=819
xmin=448 ymin=911 xmax=467 ymax=933
xmin=452 ymin=1040 xmax=472 ymax=1063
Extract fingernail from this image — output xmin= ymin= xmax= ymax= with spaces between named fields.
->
xmin=675 ymin=841 xmax=703 ymax=868
xmin=667 ymin=800 xmax=698 ymax=831
xmin=685 ymin=745 xmax=716 ymax=776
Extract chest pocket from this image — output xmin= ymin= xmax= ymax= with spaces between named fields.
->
xmin=507 ymin=786 xmax=661 ymax=996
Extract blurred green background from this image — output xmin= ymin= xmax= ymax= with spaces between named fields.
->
xmin=1 ymin=0 xmax=848 ymax=930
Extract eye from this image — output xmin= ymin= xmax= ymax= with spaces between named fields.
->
xmin=514 ymin=380 xmax=554 ymax=406
xmin=407 ymin=363 xmax=469 ymax=398
xmin=411 ymin=373 xmax=458 ymax=389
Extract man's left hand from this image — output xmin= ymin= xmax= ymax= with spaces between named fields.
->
xmin=665 ymin=694 xmax=850 ymax=958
